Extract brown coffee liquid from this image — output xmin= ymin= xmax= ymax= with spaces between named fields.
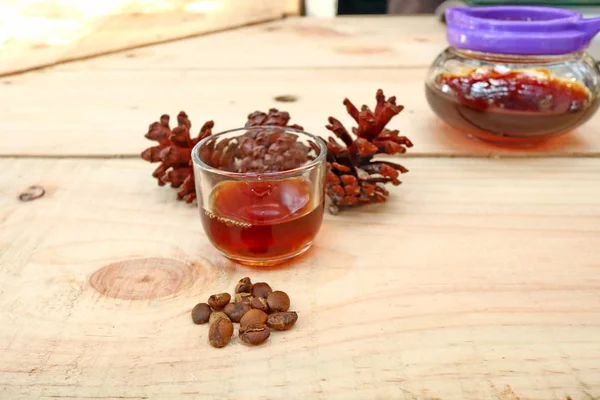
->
xmin=201 ymin=178 xmax=324 ymax=263
xmin=426 ymin=67 xmax=599 ymax=144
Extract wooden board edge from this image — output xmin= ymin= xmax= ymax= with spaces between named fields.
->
xmin=285 ymin=0 xmax=303 ymax=16
xmin=0 ymin=1 xmax=287 ymax=78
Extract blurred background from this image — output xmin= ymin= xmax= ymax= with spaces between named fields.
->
xmin=3 ymin=0 xmax=600 ymax=77
xmin=307 ymin=0 xmax=600 ymax=16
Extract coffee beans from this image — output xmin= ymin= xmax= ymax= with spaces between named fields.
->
xmin=209 ymin=311 xmax=230 ymax=325
xmin=234 ymin=292 xmax=253 ymax=306
xmin=223 ymin=302 xmax=251 ymax=323
xmin=190 ymin=277 xmax=298 ymax=349
xmin=240 ymin=309 xmax=268 ymax=327
xmin=267 ymin=291 xmax=290 ymax=312
xmin=208 ymin=293 xmax=231 ymax=310
xmin=191 ymin=303 xmax=211 ymax=324
xmin=251 ymin=296 xmax=270 ymax=313
xmin=209 ymin=317 xmax=233 ymax=348
xmin=252 ymin=282 xmax=273 ymax=299
xmin=267 ymin=312 xmax=298 ymax=331
xmin=235 ymin=277 xmax=253 ymax=294
xmin=239 ymin=324 xmax=270 ymax=345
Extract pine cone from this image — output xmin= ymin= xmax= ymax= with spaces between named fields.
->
xmin=245 ymin=108 xmax=304 ymax=131
xmin=200 ymin=108 xmax=311 ymax=173
xmin=325 ymin=89 xmax=413 ymax=214
xmin=141 ymin=111 xmax=214 ymax=203
xmin=141 ymin=109 xmax=310 ymax=203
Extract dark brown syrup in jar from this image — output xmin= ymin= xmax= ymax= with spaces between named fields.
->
xmin=201 ymin=178 xmax=324 ymax=263
xmin=426 ymin=66 xmax=600 ymax=144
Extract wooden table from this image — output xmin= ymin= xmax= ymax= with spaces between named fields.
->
xmin=0 ymin=0 xmax=297 ymax=77
xmin=1 ymin=15 xmax=599 ymax=400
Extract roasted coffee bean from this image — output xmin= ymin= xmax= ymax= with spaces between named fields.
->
xmin=235 ymin=277 xmax=253 ymax=294
xmin=251 ymin=296 xmax=270 ymax=313
xmin=209 ymin=318 xmax=234 ymax=348
xmin=223 ymin=302 xmax=251 ymax=323
xmin=235 ymin=292 xmax=253 ymax=305
xmin=240 ymin=309 xmax=268 ymax=327
xmin=239 ymin=323 xmax=270 ymax=345
xmin=267 ymin=290 xmax=290 ymax=312
xmin=252 ymin=282 xmax=272 ymax=299
xmin=209 ymin=311 xmax=230 ymax=325
xmin=191 ymin=303 xmax=212 ymax=325
xmin=208 ymin=293 xmax=231 ymax=310
xmin=267 ymin=312 xmax=298 ymax=331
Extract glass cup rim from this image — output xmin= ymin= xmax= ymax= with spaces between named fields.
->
xmin=191 ymin=126 xmax=328 ymax=180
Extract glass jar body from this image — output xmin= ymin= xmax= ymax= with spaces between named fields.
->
xmin=425 ymin=47 xmax=600 ymax=145
xmin=192 ymin=127 xmax=327 ymax=267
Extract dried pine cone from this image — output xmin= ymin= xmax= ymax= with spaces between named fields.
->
xmin=141 ymin=111 xmax=214 ymax=203
xmin=325 ymin=89 xmax=413 ymax=213
xmin=245 ymin=108 xmax=304 ymax=130
xmin=199 ymin=108 xmax=312 ymax=173
xmin=142 ymin=109 xmax=312 ymax=202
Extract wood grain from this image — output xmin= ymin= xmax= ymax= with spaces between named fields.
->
xmin=2 ymin=68 xmax=599 ymax=157
xmin=0 ymin=0 xmax=287 ymax=77
xmin=51 ymin=15 xmax=448 ymax=71
xmin=1 ymin=157 xmax=599 ymax=399
xmin=284 ymin=0 xmax=302 ymax=16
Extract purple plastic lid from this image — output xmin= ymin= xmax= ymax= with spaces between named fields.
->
xmin=445 ymin=6 xmax=600 ymax=55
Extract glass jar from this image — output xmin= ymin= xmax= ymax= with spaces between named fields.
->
xmin=191 ymin=126 xmax=327 ymax=267
xmin=426 ymin=6 xmax=600 ymax=145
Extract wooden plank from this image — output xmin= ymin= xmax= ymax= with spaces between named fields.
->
xmin=284 ymin=0 xmax=302 ymax=16
xmin=37 ymin=13 xmax=600 ymax=73
xmin=0 ymin=0 xmax=287 ymax=77
xmin=2 ymin=68 xmax=600 ymax=157
xmin=50 ymin=16 xmax=448 ymax=71
xmin=1 ymin=157 xmax=599 ymax=399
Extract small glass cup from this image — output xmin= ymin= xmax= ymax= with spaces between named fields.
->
xmin=191 ymin=126 xmax=327 ymax=267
